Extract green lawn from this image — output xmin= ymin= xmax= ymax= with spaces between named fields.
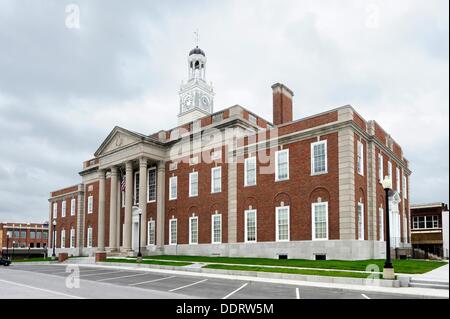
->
xmin=105 ymin=258 xmax=192 ymax=267
xmin=143 ymin=255 xmax=446 ymax=274
xmin=203 ymin=264 xmax=370 ymax=279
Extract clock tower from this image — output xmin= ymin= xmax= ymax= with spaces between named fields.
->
xmin=178 ymin=45 xmax=215 ymax=125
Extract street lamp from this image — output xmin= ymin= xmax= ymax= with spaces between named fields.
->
xmin=52 ymin=219 xmax=57 ymax=259
xmin=6 ymin=231 xmax=11 ymax=260
xmin=381 ymin=176 xmax=395 ymax=280
xmin=135 ymin=206 xmax=143 ymax=262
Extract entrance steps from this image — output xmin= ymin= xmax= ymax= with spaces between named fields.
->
xmin=409 ymin=278 xmax=449 ymax=290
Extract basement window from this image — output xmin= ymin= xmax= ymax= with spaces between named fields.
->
xmin=278 ymin=254 xmax=288 ymax=260
xmin=314 ymin=254 xmax=327 ymax=261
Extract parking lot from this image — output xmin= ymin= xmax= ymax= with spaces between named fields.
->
xmin=0 ymin=264 xmax=437 ymax=299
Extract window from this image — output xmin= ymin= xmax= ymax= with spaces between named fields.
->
xmin=189 ymin=172 xmax=198 ymax=197
xmin=189 ymin=216 xmax=198 ymax=244
xmin=169 ymin=219 xmax=177 ymax=245
xmin=61 ymin=229 xmax=65 ymax=248
xmin=275 ymin=149 xmax=289 ymax=181
xmin=148 ymin=168 xmax=157 ymax=202
xmin=211 ymin=214 xmax=222 ymax=244
xmin=357 ymin=141 xmax=364 ymax=176
xmin=42 ymin=231 xmax=48 ymax=240
xmin=87 ymin=226 xmax=93 ymax=248
xmin=388 ymin=161 xmax=392 ymax=179
xmin=276 ymin=206 xmax=290 ymax=242
xmin=211 ymin=167 xmax=222 ymax=193
xmin=379 ymin=208 xmax=384 ymax=242
xmin=30 ymin=231 xmax=35 ymax=239
xmin=312 ymin=202 xmax=328 ymax=240
xmin=413 ymin=216 xmax=440 ymax=229
xmin=378 ymin=154 xmax=384 ymax=182
xmin=70 ymin=228 xmax=75 ymax=248
xmin=134 ymin=171 xmax=140 ymax=205
xmin=70 ymin=198 xmax=76 ymax=216
xmin=53 ymin=202 xmax=57 ymax=219
xmin=396 ymin=167 xmax=401 ymax=192
xmin=36 ymin=231 xmax=42 ymax=239
xmin=248 ymin=114 xmax=257 ymax=124
xmin=87 ymin=196 xmax=93 ymax=214
xmin=20 ymin=230 xmax=26 ymax=238
xmin=358 ymin=203 xmax=365 ymax=240
xmin=244 ymin=157 xmax=257 ymax=186
xmin=244 ymin=210 xmax=257 ymax=243
xmin=403 ymin=176 xmax=407 ymax=199
xmin=169 ymin=176 xmax=177 ymax=200
xmin=147 ymin=220 xmax=155 ymax=245
xmin=13 ymin=230 xmax=19 ymax=238
xmin=61 ymin=200 xmax=66 ymax=217
xmin=311 ymin=141 xmax=328 ymax=175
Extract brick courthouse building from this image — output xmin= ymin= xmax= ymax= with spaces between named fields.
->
xmin=48 ymin=46 xmax=412 ymax=260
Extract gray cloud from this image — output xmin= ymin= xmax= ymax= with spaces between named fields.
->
xmin=0 ymin=0 xmax=448 ymax=223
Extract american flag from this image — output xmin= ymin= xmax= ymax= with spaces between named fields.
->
xmin=120 ymin=169 xmax=126 ymax=191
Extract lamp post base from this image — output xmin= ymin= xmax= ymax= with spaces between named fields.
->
xmin=383 ymin=267 xmax=395 ymax=280
xmin=136 ymin=256 xmax=143 ymax=263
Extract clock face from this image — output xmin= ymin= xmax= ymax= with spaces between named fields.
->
xmin=183 ymin=94 xmax=193 ymax=111
xmin=201 ymin=95 xmax=210 ymax=110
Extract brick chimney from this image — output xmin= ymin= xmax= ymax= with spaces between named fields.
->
xmin=272 ymin=83 xmax=294 ymax=126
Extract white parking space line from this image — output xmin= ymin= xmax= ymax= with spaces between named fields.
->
xmin=361 ymin=294 xmax=371 ymax=299
xmin=0 ymin=278 xmax=84 ymax=299
xmin=129 ymin=276 xmax=176 ymax=286
xmin=96 ymin=273 xmax=149 ymax=282
xmin=80 ymin=270 xmax=123 ymax=277
xmin=169 ymin=279 xmax=208 ymax=292
xmin=52 ymin=268 xmax=102 ymax=275
xmin=296 ymin=288 xmax=301 ymax=299
xmin=222 ymin=283 xmax=249 ymax=299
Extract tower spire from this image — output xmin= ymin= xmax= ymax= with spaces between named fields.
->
xmin=194 ymin=29 xmax=199 ymax=47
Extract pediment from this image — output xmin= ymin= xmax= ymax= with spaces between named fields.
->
xmin=94 ymin=127 xmax=144 ymax=157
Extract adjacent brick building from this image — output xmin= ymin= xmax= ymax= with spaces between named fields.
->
xmin=1 ymin=222 xmax=49 ymax=258
xmin=48 ymin=46 xmax=412 ymax=260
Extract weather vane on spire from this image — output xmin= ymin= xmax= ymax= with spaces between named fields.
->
xmin=194 ymin=29 xmax=199 ymax=47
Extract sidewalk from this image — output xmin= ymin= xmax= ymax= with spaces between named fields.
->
xmin=412 ymin=262 xmax=449 ymax=283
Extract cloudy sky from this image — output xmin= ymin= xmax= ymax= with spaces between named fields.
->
xmin=0 ymin=0 xmax=448 ymax=223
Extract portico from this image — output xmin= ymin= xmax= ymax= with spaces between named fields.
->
xmin=84 ymin=127 xmax=167 ymax=256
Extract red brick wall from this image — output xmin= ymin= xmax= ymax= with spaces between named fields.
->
xmin=278 ymin=111 xmax=338 ymax=136
xmin=165 ymin=147 xmax=228 ymax=245
xmin=237 ymin=132 xmax=340 ymax=242
xmin=85 ymin=181 xmax=99 ymax=248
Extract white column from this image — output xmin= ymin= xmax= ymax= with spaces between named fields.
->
xmin=156 ymin=161 xmax=165 ymax=249
xmin=109 ymin=167 xmax=118 ymax=251
xmin=116 ymin=179 xmax=121 ymax=248
xmin=139 ymin=157 xmax=148 ymax=247
xmin=98 ymin=169 xmax=106 ymax=251
xmin=123 ymin=161 xmax=133 ymax=251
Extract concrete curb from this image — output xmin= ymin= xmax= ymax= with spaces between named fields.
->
xmin=96 ymin=261 xmax=402 ymax=288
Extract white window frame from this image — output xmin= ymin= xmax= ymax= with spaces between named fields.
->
xmin=358 ymin=202 xmax=365 ymax=240
xmin=379 ymin=208 xmax=384 ymax=242
xmin=147 ymin=220 xmax=155 ymax=246
xmin=211 ymin=214 xmax=222 ymax=244
xmin=312 ymin=202 xmax=329 ymax=240
xmin=275 ymin=149 xmax=290 ymax=181
xmin=169 ymin=176 xmax=177 ymax=200
xmin=70 ymin=227 xmax=75 ymax=248
xmin=134 ymin=171 xmax=140 ymax=205
xmin=87 ymin=227 xmax=93 ymax=248
xmin=388 ymin=161 xmax=393 ymax=179
xmin=61 ymin=200 xmax=66 ymax=218
xmin=378 ymin=154 xmax=384 ymax=182
xmin=70 ymin=198 xmax=76 ymax=216
xmin=275 ymin=206 xmax=290 ymax=242
xmin=357 ymin=141 xmax=364 ymax=176
xmin=396 ymin=167 xmax=401 ymax=192
xmin=52 ymin=202 xmax=57 ymax=219
xmin=189 ymin=171 xmax=198 ymax=197
xmin=244 ymin=209 xmax=257 ymax=243
xmin=147 ymin=167 xmax=157 ymax=203
xmin=169 ymin=219 xmax=177 ymax=245
xmin=311 ymin=140 xmax=328 ymax=175
xmin=87 ymin=196 xmax=93 ymax=214
xmin=60 ymin=229 xmax=65 ymax=248
xmin=244 ymin=156 xmax=257 ymax=187
xmin=189 ymin=216 xmax=199 ymax=245
xmin=211 ymin=167 xmax=222 ymax=193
